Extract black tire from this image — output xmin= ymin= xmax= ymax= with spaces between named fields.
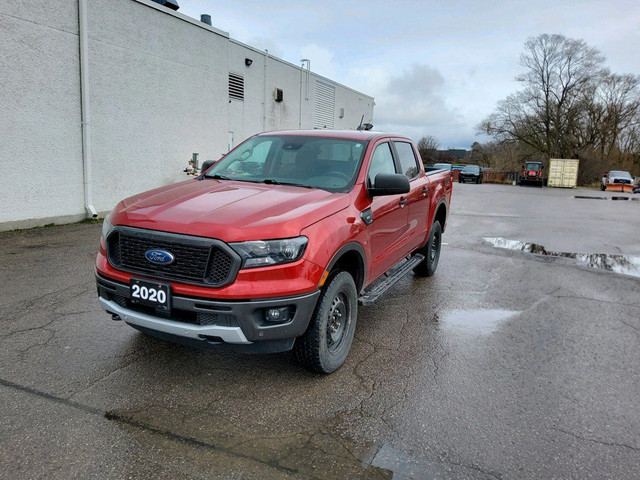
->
xmin=459 ymin=178 xmax=462 ymax=184
xmin=294 ymin=271 xmax=358 ymax=373
xmin=413 ymin=221 xmax=442 ymax=277
xmin=476 ymin=177 xmax=480 ymax=184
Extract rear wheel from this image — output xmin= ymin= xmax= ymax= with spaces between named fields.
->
xmin=294 ymin=271 xmax=357 ymax=373
xmin=413 ymin=221 xmax=442 ymax=277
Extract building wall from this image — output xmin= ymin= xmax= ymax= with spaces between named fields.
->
xmin=87 ymin=0 xmax=231 ymax=213
xmin=0 ymin=0 xmax=85 ymax=224
xmin=0 ymin=0 xmax=374 ymax=230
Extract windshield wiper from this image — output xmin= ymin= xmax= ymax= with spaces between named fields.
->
xmin=205 ymin=174 xmax=231 ymax=180
xmin=262 ymin=179 xmax=313 ymax=188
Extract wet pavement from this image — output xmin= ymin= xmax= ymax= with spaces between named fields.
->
xmin=1 ymin=183 xmax=639 ymax=479
xmin=483 ymin=237 xmax=640 ymax=278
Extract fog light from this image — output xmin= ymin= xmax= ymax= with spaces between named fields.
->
xmin=265 ymin=306 xmax=291 ymax=323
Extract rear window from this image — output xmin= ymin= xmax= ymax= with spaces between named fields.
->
xmin=394 ymin=142 xmax=420 ymax=179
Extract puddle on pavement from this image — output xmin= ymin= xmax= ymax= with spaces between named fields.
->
xmin=438 ymin=309 xmax=517 ymax=335
xmin=370 ymin=444 xmax=451 ymax=478
xmin=484 ymin=237 xmax=640 ymax=278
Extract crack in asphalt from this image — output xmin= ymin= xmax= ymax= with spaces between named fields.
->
xmin=551 ymin=427 xmax=640 ymax=453
xmin=0 ymin=377 xmax=301 ymax=476
xmin=0 ymin=317 xmax=60 ymax=339
xmin=16 ymin=329 xmax=56 ymax=360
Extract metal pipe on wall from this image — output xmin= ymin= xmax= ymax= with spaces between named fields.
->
xmin=298 ymin=59 xmax=310 ymax=129
xmin=78 ymin=0 xmax=98 ymax=218
xmin=263 ymin=49 xmax=269 ymax=131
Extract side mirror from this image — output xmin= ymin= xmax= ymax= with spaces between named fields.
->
xmin=201 ymin=160 xmax=216 ymax=173
xmin=369 ymin=173 xmax=410 ymax=197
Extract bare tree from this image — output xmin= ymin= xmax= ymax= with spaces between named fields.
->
xmin=417 ymin=135 xmax=439 ymax=164
xmin=480 ymin=34 xmax=605 ymax=158
xmin=479 ymin=33 xmax=640 ymax=183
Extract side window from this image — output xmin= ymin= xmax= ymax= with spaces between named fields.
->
xmin=367 ymin=143 xmax=396 ymax=186
xmin=394 ymin=141 xmax=420 ymax=180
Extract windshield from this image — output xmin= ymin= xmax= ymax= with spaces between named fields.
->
xmin=462 ymin=165 xmax=480 ymax=173
xmin=610 ymin=170 xmax=632 ymax=179
xmin=526 ymin=162 xmax=541 ymax=171
xmin=205 ymin=135 xmax=367 ymax=192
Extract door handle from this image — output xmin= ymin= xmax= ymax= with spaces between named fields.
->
xmin=422 ymin=187 xmax=428 ymax=196
xmin=399 ymin=198 xmax=407 ymax=207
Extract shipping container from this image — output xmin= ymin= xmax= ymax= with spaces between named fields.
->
xmin=547 ymin=158 xmax=579 ymax=188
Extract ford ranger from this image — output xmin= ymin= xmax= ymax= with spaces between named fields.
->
xmin=96 ymin=130 xmax=452 ymax=373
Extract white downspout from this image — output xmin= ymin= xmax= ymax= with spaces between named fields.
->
xmin=263 ymin=49 xmax=268 ymax=131
xmin=79 ymin=0 xmax=98 ymax=218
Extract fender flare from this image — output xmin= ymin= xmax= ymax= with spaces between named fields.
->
xmin=325 ymin=241 xmax=367 ymax=292
xmin=433 ymin=198 xmax=448 ymax=232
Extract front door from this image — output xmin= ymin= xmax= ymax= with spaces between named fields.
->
xmin=365 ymin=142 xmax=410 ymax=281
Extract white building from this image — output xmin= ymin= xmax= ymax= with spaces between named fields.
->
xmin=0 ymin=0 xmax=375 ymax=230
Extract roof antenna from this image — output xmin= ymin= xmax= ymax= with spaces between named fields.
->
xmin=357 ymin=117 xmax=373 ymax=131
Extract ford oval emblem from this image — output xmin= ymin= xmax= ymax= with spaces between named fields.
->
xmin=145 ymin=249 xmax=175 ymax=265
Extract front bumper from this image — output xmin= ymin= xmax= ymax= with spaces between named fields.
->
xmin=97 ymin=273 xmax=320 ymax=352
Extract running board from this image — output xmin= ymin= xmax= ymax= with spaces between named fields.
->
xmin=358 ymin=254 xmax=425 ymax=306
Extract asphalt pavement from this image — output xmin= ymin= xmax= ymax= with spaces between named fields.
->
xmin=1 ymin=183 xmax=639 ymax=479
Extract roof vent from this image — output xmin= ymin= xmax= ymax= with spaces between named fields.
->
xmin=150 ymin=0 xmax=179 ymax=11
xmin=200 ymin=14 xmax=211 ymax=26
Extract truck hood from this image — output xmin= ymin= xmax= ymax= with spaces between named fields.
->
xmin=111 ymin=179 xmax=350 ymax=242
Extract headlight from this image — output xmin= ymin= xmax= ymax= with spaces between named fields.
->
xmin=101 ymin=214 xmax=115 ymax=240
xmin=230 ymin=236 xmax=308 ymax=268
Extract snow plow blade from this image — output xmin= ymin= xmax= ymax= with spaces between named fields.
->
xmin=605 ymin=184 xmax=634 ymax=193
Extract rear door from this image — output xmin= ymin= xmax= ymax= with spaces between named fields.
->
xmin=391 ymin=140 xmax=431 ymax=251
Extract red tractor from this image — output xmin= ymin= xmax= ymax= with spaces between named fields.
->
xmin=519 ymin=161 xmax=544 ymax=187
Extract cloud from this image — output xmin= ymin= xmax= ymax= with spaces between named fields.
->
xmin=299 ymin=44 xmax=337 ymax=80
xmin=361 ymin=64 xmax=472 ymax=147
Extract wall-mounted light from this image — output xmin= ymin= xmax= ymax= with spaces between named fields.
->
xmin=245 ymin=58 xmax=253 ymax=67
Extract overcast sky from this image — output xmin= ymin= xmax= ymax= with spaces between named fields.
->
xmin=178 ymin=0 xmax=640 ymax=149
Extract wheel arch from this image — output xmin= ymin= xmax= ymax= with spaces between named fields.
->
xmin=325 ymin=242 xmax=366 ymax=293
xmin=434 ymin=200 xmax=448 ymax=232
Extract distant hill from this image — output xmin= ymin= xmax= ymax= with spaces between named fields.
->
xmin=442 ymin=149 xmax=470 ymax=160
xmin=430 ymin=149 xmax=470 ymax=163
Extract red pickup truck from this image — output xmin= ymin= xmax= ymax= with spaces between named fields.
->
xmin=96 ymin=130 xmax=452 ymax=373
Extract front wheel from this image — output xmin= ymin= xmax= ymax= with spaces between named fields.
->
xmin=294 ymin=271 xmax=358 ymax=373
xmin=413 ymin=221 xmax=442 ymax=277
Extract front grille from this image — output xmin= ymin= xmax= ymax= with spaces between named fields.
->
xmin=613 ymin=179 xmax=631 ymax=184
xmin=106 ymin=227 xmax=241 ymax=287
